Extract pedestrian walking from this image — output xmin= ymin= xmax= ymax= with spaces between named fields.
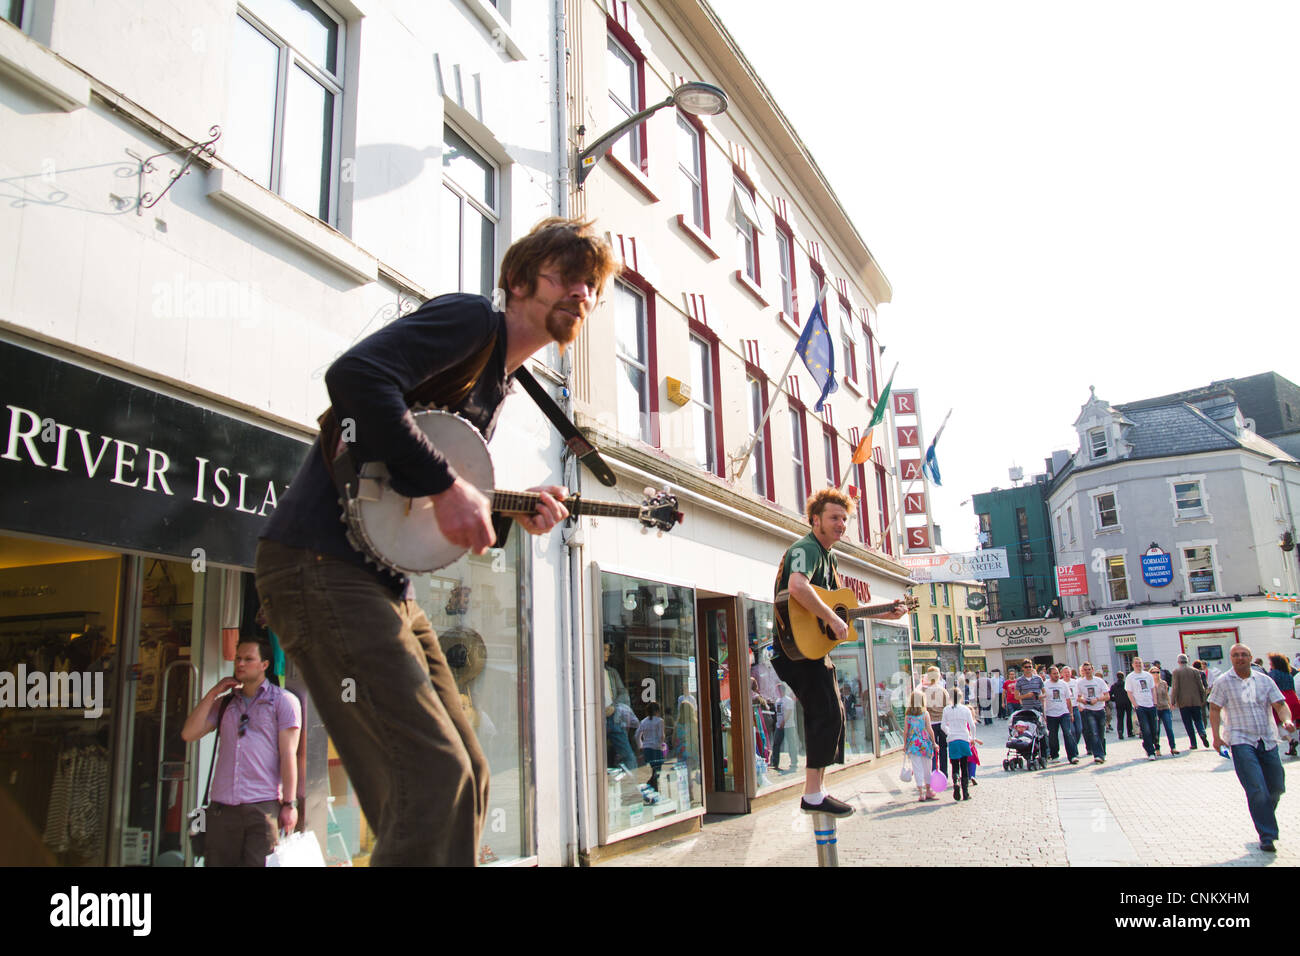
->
xmin=1076 ymin=662 xmax=1110 ymax=764
xmin=1125 ymin=657 xmax=1160 ymax=761
xmin=1111 ymin=672 xmax=1133 ymax=739
xmin=903 ymin=691 xmax=938 ymax=802
xmin=1061 ymin=665 xmax=1084 ymax=753
xmin=1043 ymin=666 xmax=1080 ymax=764
xmin=1209 ymin=643 xmax=1296 ymax=853
xmin=1016 ymin=659 xmax=1044 ymax=715
xmin=1150 ymin=666 xmax=1178 ymax=755
xmin=924 ymin=667 xmax=949 ymax=778
xmin=1267 ymin=654 xmax=1300 ymax=758
xmin=1171 ymin=654 xmax=1211 ymax=750
xmin=942 ymin=687 xmax=981 ymax=801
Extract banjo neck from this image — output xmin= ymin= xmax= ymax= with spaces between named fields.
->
xmin=491 ymin=490 xmax=644 ymax=521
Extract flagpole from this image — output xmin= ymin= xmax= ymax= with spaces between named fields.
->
xmin=836 ymin=361 xmax=898 ymax=491
xmin=729 ymin=283 xmax=827 ymax=484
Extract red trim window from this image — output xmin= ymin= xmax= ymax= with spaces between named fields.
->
xmin=605 ymin=19 xmax=647 ymax=173
xmin=838 ymin=296 xmax=857 ymax=385
xmin=789 ymin=398 xmax=810 ymax=512
xmin=676 ymin=111 xmax=709 ymax=233
xmin=688 ymin=322 xmax=724 ymax=477
xmin=732 ymin=167 xmax=761 ymax=284
xmin=855 ymin=461 xmax=871 ymax=544
xmin=862 ymin=319 xmax=878 ymax=401
xmin=746 ymin=365 xmax=775 ymax=500
xmin=822 ymin=425 xmax=840 ymax=489
xmin=875 ymin=461 xmax=892 ymax=554
xmin=808 ymin=258 xmax=826 ymax=318
xmin=612 ymin=274 xmax=659 ymax=447
xmin=774 ymin=220 xmax=796 ymax=323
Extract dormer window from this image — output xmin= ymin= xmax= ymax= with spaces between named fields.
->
xmin=1088 ymin=427 xmax=1108 ymax=460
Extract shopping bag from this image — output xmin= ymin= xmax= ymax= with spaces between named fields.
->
xmin=266 ymin=831 xmax=325 ymax=867
xmin=930 ymin=769 xmax=948 ymax=792
xmin=899 ymin=762 xmax=913 ymax=783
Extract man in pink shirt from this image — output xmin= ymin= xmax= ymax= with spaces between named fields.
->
xmin=182 ymin=637 xmax=301 ymax=866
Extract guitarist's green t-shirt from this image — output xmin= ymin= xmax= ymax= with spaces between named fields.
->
xmin=773 ymin=533 xmax=840 ymax=660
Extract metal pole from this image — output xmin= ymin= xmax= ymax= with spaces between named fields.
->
xmin=729 ymin=342 xmax=801 ymax=483
xmin=812 ymin=812 xmax=839 ymax=866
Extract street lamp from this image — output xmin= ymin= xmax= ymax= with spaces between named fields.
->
xmin=576 ymin=81 xmax=728 ymax=186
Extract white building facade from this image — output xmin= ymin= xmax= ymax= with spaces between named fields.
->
xmin=1 ymin=0 xmax=579 ymax=866
xmin=564 ymin=0 xmax=912 ymax=856
xmin=1049 ymin=387 xmax=1300 ymax=685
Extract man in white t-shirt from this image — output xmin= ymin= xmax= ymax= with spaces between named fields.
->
xmin=1125 ymin=657 xmax=1159 ymax=761
xmin=1043 ymin=667 xmax=1079 ymax=764
xmin=1061 ymin=665 xmax=1083 ymax=753
xmin=1076 ymin=661 xmax=1111 ymax=764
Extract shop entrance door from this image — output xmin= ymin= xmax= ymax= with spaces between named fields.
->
xmin=696 ymin=598 xmax=749 ymax=814
xmin=1181 ymin=629 xmax=1238 ymax=684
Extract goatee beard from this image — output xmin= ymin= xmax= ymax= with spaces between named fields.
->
xmin=546 ymin=307 xmax=583 ymax=346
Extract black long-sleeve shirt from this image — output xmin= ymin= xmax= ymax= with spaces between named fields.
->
xmin=260 ymin=294 xmax=511 ymax=592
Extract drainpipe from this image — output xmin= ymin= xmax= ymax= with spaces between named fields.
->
xmin=552 ymin=0 xmax=588 ymax=866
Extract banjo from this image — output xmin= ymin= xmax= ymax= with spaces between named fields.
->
xmin=341 ymin=410 xmax=682 ymax=573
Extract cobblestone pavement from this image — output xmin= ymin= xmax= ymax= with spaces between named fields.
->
xmin=598 ymin=726 xmax=1300 ymax=867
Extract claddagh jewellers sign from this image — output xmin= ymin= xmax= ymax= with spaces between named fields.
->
xmin=0 ymin=340 xmax=309 ymax=567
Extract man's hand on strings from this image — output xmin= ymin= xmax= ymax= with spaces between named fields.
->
xmin=515 ymin=485 xmax=569 ymax=536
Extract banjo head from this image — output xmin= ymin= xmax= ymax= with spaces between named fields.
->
xmin=352 ymin=410 xmax=495 ymax=574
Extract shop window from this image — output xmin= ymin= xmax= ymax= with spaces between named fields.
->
xmin=599 ymin=571 xmax=703 ymax=837
xmin=326 ymin=535 xmax=532 ymax=865
xmin=226 ymin=1 xmax=345 ymax=224
xmin=0 ymin=536 xmax=126 ymax=866
xmin=830 ymin=621 xmax=872 ymax=759
xmin=441 ymin=124 xmax=499 ymax=299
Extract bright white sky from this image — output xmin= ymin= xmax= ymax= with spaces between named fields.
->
xmin=707 ymin=0 xmax=1300 ymax=552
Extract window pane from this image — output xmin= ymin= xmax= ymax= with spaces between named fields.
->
xmin=255 ymin=0 xmax=338 ymax=74
xmin=776 ymin=231 xmax=793 ymax=314
xmin=606 ymin=37 xmax=640 ymax=168
xmin=1107 ymin=556 xmax=1128 ymax=602
xmin=443 ymin=126 xmax=495 ymax=210
xmin=677 ymin=115 xmax=702 ymax=227
xmin=226 ymin=17 xmax=280 ymax=189
xmin=441 ymin=186 xmax=463 ymax=292
xmin=791 ymin=414 xmax=806 ymax=507
xmin=2 ymin=0 xmax=23 ymax=26
xmin=1184 ymin=547 xmax=1215 ymax=593
xmin=749 ymin=379 xmax=767 ymax=497
xmin=823 ymin=431 xmax=836 ymax=486
xmin=690 ymin=337 xmax=714 ymax=472
xmin=614 ymin=284 xmax=649 ymax=442
xmin=281 ymin=64 xmax=334 ymax=221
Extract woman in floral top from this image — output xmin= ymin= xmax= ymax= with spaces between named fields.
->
xmin=904 ymin=691 xmax=938 ymax=801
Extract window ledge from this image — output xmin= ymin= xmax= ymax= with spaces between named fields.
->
xmin=603 ymin=151 xmax=659 ymax=202
xmin=777 ymin=310 xmax=800 ymax=334
xmin=1095 ymin=526 xmax=1122 ymax=535
xmin=842 ymin=376 xmax=862 ymax=398
xmin=734 ymin=270 xmax=768 ymax=307
xmin=459 ymin=0 xmax=528 ymax=61
xmin=675 ymin=214 xmax=720 ymax=260
xmin=206 ymin=168 xmax=378 ymax=285
xmin=0 ymin=20 xmax=89 ymax=111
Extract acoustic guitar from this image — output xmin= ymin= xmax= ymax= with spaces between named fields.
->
xmin=341 ymin=410 xmax=682 ymax=573
xmin=775 ymin=585 xmax=918 ymax=661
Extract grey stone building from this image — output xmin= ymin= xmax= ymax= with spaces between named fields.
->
xmin=1047 ymin=384 xmax=1299 ymax=682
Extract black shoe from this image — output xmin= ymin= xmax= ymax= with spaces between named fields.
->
xmin=801 ymin=795 xmax=854 ymax=817
xmin=970 ymin=779 xmax=978 ymax=786
xmin=1201 ymin=736 xmax=1211 ymax=749
xmin=953 ymin=789 xmax=962 ymax=801
xmin=1261 ymin=841 xmax=1277 ymax=853
xmin=1069 ymin=758 xmax=1079 ymax=764
xmin=962 ymin=789 xmax=971 ymax=800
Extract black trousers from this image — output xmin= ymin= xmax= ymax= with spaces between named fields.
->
xmin=1114 ymin=700 xmax=1133 ymax=737
xmin=771 ymin=654 xmax=844 ymax=769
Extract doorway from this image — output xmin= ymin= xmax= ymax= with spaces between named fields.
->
xmin=696 ymin=597 xmax=748 ymax=814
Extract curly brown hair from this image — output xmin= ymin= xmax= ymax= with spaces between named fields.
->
xmin=497 ymin=217 xmax=620 ymax=307
xmin=805 ymin=487 xmax=853 ymax=525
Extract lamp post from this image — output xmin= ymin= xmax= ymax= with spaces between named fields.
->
xmin=576 ymin=81 xmax=728 ymax=187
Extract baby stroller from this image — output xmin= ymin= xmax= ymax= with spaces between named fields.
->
xmin=1002 ymin=708 xmax=1048 ymax=771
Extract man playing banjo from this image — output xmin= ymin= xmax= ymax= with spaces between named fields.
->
xmin=256 ymin=218 xmax=620 ymax=866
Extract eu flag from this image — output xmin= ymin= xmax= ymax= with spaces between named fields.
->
xmin=795 ymin=298 xmax=837 ymax=412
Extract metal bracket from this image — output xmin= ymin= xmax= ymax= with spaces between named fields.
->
xmin=136 ymin=125 xmax=221 ymax=215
